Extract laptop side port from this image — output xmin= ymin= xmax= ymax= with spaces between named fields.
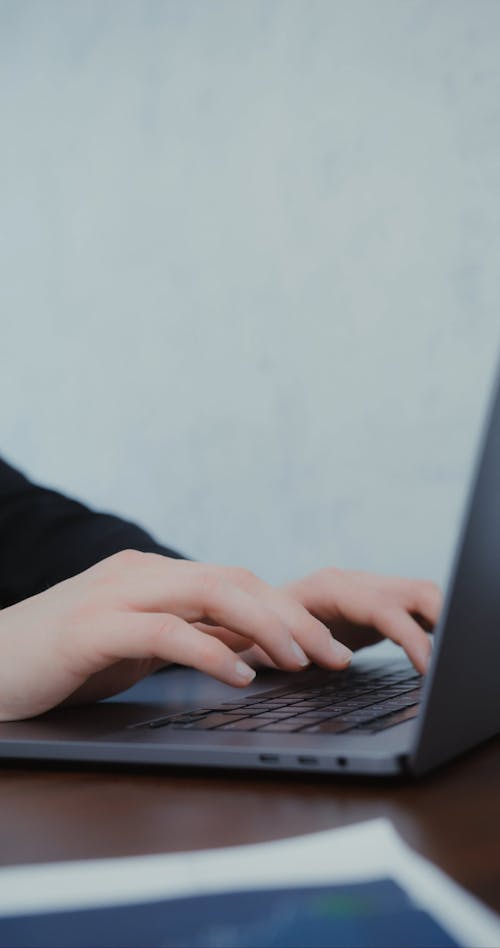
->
xmin=259 ymin=754 xmax=280 ymax=763
xmin=297 ymin=756 xmax=318 ymax=766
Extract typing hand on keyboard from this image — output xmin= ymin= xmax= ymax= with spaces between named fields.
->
xmin=0 ymin=554 xmax=440 ymax=723
xmin=195 ymin=569 xmax=441 ymax=678
xmin=280 ymin=569 xmax=442 ymax=675
xmin=0 ymin=557 xmax=351 ymax=721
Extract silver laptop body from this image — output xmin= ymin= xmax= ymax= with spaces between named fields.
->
xmin=0 ymin=362 xmax=499 ymax=777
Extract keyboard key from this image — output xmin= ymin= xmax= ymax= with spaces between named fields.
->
xmin=219 ymin=702 xmax=257 ymax=711
xmin=170 ymin=713 xmax=246 ymax=730
xmin=289 ymin=701 xmax=334 ymax=710
xmin=138 ymin=718 xmax=175 ymax=729
xmin=256 ymin=720 xmax=306 ymax=733
xmin=290 ymin=710 xmax=344 ymax=721
xmin=134 ymin=711 xmax=207 ymax=729
xmin=171 ymin=712 xmax=213 ymax=723
xmin=278 ymin=692 xmax=323 ymax=701
xmin=259 ymin=698 xmax=294 ymax=706
xmin=252 ymin=709 xmax=300 ymax=719
xmin=337 ymin=709 xmax=385 ymax=725
xmin=327 ymin=695 xmax=386 ymax=713
xmin=398 ymin=688 xmax=422 ymax=701
xmin=365 ymin=694 xmax=420 ymax=716
xmin=360 ymin=704 xmax=419 ymax=733
xmin=247 ymin=704 xmax=295 ymax=713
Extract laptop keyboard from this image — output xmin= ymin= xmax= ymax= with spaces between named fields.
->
xmin=131 ymin=665 xmax=423 ymax=736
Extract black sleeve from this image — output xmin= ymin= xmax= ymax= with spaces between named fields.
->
xmin=0 ymin=455 xmax=188 ymax=609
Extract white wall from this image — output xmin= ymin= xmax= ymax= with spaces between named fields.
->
xmin=1 ymin=0 xmax=499 ymax=586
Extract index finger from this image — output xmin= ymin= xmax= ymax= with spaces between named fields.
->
xmin=372 ymin=607 xmax=432 ymax=674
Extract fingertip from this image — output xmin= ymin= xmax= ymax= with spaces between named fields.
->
xmin=330 ymin=638 xmax=353 ymax=668
xmin=415 ymin=639 xmax=432 ymax=675
xmin=291 ymin=640 xmax=310 ymax=667
xmin=235 ymin=661 xmax=257 ymax=685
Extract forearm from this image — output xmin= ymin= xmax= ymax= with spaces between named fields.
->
xmin=0 ymin=456 xmax=186 ymax=608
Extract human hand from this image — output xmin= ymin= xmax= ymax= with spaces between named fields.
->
xmin=0 ymin=551 xmax=352 ymax=721
xmin=279 ymin=568 xmax=442 ymax=674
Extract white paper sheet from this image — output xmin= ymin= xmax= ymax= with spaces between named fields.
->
xmin=0 ymin=818 xmax=498 ymax=947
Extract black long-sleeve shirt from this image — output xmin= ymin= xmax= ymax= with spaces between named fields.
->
xmin=0 ymin=456 xmax=185 ymax=609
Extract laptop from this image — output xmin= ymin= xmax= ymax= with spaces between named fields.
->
xmin=1 ymin=362 xmax=499 ymax=777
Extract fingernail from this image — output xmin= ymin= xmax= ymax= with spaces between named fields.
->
xmin=331 ymin=639 xmax=353 ymax=665
xmin=235 ymin=661 xmax=257 ymax=683
xmin=291 ymin=640 xmax=310 ymax=667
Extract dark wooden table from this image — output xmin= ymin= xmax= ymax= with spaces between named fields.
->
xmin=1 ymin=734 xmax=499 ymax=917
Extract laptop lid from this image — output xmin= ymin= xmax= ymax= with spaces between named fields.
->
xmin=410 ymin=358 xmax=500 ymax=775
